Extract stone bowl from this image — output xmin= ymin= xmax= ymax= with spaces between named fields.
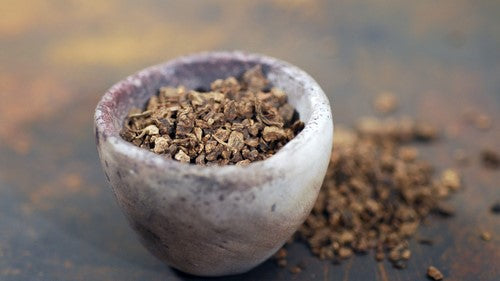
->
xmin=94 ymin=51 xmax=333 ymax=276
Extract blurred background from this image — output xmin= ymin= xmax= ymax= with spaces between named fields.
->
xmin=1 ymin=0 xmax=498 ymax=280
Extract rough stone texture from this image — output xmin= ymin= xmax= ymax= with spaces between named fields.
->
xmin=94 ymin=51 xmax=333 ymax=276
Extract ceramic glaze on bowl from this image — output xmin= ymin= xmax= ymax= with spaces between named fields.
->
xmin=94 ymin=51 xmax=333 ymax=276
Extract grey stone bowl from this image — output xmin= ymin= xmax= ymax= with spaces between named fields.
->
xmin=94 ymin=51 xmax=333 ymax=277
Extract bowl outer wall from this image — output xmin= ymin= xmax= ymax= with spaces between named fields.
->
xmin=94 ymin=51 xmax=333 ymax=276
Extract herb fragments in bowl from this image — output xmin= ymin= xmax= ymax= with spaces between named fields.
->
xmin=120 ymin=65 xmax=304 ymax=165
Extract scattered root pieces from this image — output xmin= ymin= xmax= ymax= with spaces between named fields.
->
xmin=289 ymin=266 xmax=302 ymax=274
xmin=427 ymin=266 xmax=444 ymax=280
xmin=417 ymin=237 xmax=435 ymax=246
xmin=474 ymin=114 xmax=492 ymax=131
xmin=432 ymin=202 xmax=456 ymax=217
xmin=481 ymin=149 xmax=500 ymax=169
xmin=288 ymin=117 xmax=460 ymax=269
xmin=276 ymin=259 xmax=287 ymax=268
xmin=356 ymin=116 xmax=438 ymax=142
xmin=490 ymin=202 xmax=500 ymax=214
xmin=463 ymin=109 xmax=492 ymax=131
xmin=273 ymin=249 xmax=305 ymax=274
xmin=274 ymin=248 xmax=288 ymax=268
xmin=374 ymin=92 xmax=398 ymax=114
xmin=288 ymin=263 xmax=306 ymax=275
xmin=480 ymin=231 xmax=491 ymax=242
xmin=440 ymin=169 xmax=461 ymax=191
xmin=120 ymin=65 xmax=304 ymax=165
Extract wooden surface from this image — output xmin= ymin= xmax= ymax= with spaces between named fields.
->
xmin=0 ymin=0 xmax=499 ymax=280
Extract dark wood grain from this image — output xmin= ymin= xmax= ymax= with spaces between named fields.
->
xmin=1 ymin=0 xmax=499 ymax=280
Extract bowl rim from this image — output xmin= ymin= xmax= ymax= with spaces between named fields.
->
xmin=94 ymin=50 xmax=332 ymax=173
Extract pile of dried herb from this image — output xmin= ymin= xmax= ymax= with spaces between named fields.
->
xmin=427 ymin=266 xmax=444 ymax=280
xmin=278 ymin=116 xmax=461 ymax=270
xmin=120 ymin=65 xmax=304 ymax=165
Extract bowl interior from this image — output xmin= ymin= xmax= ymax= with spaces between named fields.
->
xmin=106 ymin=53 xmax=314 ymax=136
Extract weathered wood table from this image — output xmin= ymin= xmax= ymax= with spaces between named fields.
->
xmin=1 ymin=0 xmax=498 ymax=280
